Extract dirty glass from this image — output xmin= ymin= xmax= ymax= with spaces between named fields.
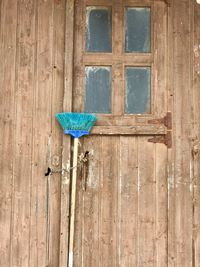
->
xmin=125 ymin=67 xmax=151 ymax=114
xmin=86 ymin=7 xmax=112 ymax=52
xmin=85 ymin=66 xmax=112 ymax=113
xmin=125 ymin=7 xmax=150 ymax=53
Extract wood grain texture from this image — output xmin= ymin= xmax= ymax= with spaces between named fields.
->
xmin=0 ymin=0 xmax=66 ymax=266
xmin=1 ymin=0 xmax=200 ymax=266
xmin=48 ymin=0 xmax=65 ymax=266
xmin=155 ymin=143 xmax=168 ymax=267
xmin=71 ymin=1 xmax=169 ymax=266
xmin=153 ymin=3 xmax=168 ymax=265
xmin=81 ymin=136 xmax=101 ymax=266
xmin=119 ymin=137 xmax=138 ymax=266
xmin=100 ymin=136 xmax=118 ymax=267
xmin=73 ymin=136 xmax=168 ymax=267
xmin=0 ymin=1 xmax=17 ymax=266
xmin=91 ymin=125 xmax=166 ymax=135
xmin=193 ymin=1 xmax=200 ymax=266
xmin=173 ymin=0 xmax=193 ymax=266
xmin=167 ymin=0 xmax=175 ymax=265
xmin=153 ymin=1 xmax=167 ymax=116
xmin=73 ymin=0 xmax=84 ymax=113
xmin=138 ymin=137 xmax=156 ymax=267
xmin=10 ymin=1 xmax=36 ymax=266
xmin=30 ymin=0 xmax=54 ymax=266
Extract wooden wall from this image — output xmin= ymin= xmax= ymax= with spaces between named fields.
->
xmin=169 ymin=0 xmax=200 ymax=266
xmin=0 ymin=0 xmax=66 ymax=266
xmin=0 ymin=0 xmax=200 ymax=267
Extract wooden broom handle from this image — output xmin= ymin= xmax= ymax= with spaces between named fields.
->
xmin=68 ymin=137 xmax=79 ymax=267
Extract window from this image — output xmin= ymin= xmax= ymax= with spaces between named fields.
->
xmin=86 ymin=7 xmax=112 ymax=52
xmin=85 ymin=66 xmax=112 ymax=113
xmin=73 ymin=0 xmax=167 ymax=127
xmin=125 ymin=7 xmax=151 ymax=53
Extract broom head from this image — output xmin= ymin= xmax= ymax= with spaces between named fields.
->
xmin=56 ymin=112 xmax=96 ymax=138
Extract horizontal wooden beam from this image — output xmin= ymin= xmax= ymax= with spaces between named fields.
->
xmin=83 ymin=54 xmax=153 ymax=66
xmin=91 ymin=124 xmax=166 ymax=135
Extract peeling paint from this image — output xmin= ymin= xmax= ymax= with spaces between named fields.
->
xmin=52 ymin=154 xmax=60 ymax=167
xmin=194 ymin=44 xmax=200 ymax=75
xmin=47 ymin=134 xmax=52 ymax=167
xmin=85 ymin=66 xmax=111 ymax=78
xmin=190 ymin=160 xmax=193 ymax=193
xmin=87 ymin=165 xmax=99 ymax=189
xmin=168 ymin=162 xmax=174 ymax=190
xmin=62 ymin=176 xmax=69 ymax=185
xmin=65 ymin=160 xmax=71 ymax=173
xmin=82 ymin=150 xmax=99 ymax=190
xmin=138 ymin=169 xmax=141 ymax=191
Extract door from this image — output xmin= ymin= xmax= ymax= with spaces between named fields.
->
xmin=72 ymin=0 xmax=170 ymax=266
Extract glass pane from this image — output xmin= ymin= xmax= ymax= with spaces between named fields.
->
xmin=85 ymin=67 xmax=112 ymax=113
xmin=86 ymin=7 xmax=112 ymax=52
xmin=125 ymin=7 xmax=151 ymax=53
xmin=125 ymin=67 xmax=151 ymax=114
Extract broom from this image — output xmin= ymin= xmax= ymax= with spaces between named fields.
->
xmin=55 ymin=112 xmax=96 ymax=267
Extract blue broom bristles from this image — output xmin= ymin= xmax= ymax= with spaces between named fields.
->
xmin=56 ymin=112 xmax=97 ymax=138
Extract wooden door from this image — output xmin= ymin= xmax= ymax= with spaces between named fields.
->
xmin=71 ymin=0 xmax=169 ymax=266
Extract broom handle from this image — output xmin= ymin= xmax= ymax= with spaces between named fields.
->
xmin=68 ymin=137 xmax=79 ymax=267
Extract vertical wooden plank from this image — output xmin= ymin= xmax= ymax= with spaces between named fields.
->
xmin=154 ymin=3 xmax=168 ymax=266
xmin=81 ymin=136 xmax=101 ymax=266
xmin=167 ymin=0 xmax=176 ymax=266
xmin=193 ymin=1 xmax=200 ymax=266
xmin=59 ymin=0 xmax=74 ymax=266
xmin=10 ymin=1 xmax=36 ymax=266
xmin=155 ymin=144 xmax=168 ymax=267
xmin=30 ymin=0 xmax=54 ymax=266
xmin=47 ymin=0 xmax=65 ymax=266
xmin=119 ymin=137 xmax=138 ymax=267
xmin=73 ymin=0 xmax=84 ymax=112
xmin=153 ymin=1 xmax=167 ymax=117
xmin=0 ymin=1 xmax=17 ymax=266
xmin=138 ymin=138 xmax=156 ymax=267
xmin=112 ymin=0 xmax=124 ymax=115
xmin=100 ymin=136 xmax=118 ymax=267
xmin=73 ymin=136 xmax=106 ymax=267
xmin=173 ymin=0 xmax=193 ymax=266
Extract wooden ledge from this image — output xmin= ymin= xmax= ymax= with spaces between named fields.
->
xmin=91 ymin=125 xmax=166 ymax=136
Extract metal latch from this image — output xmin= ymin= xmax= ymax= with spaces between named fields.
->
xmin=148 ymin=112 xmax=172 ymax=148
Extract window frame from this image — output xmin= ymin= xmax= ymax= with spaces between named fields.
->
xmin=72 ymin=0 xmax=167 ymax=130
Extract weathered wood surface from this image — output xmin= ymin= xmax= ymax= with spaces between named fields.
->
xmin=11 ymin=1 xmax=36 ymax=266
xmin=0 ymin=1 xmax=18 ymax=266
xmin=193 ymin=1 xmax=200 ymax=267
xmin=0 ymin=0 xmax=66 ymax=266
xmin=172 ymin=0 xmax=194 ymax=266
xmin=74 ymin=136 xmax=168 ymax=266
xmin=0 ymin=0 xmax=200 ymax=266
xmin=91 ymin=125 xmax=166 ymax=135
xmin=167 ymin=0 xmax=175 ymax=265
